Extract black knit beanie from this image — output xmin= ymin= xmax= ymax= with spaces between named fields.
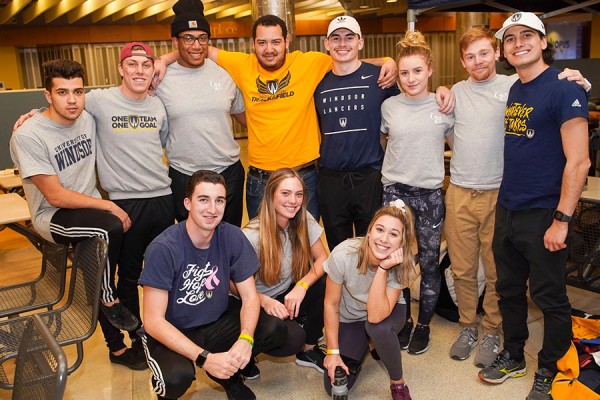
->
xmin=171 ymin=0 xmax=211 ymax=38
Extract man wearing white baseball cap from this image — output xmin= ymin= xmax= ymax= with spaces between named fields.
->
xmin=478 ymin=12 xmax=590 ymax=400
xmin=316 ymin=15 xmax=451 ymax=256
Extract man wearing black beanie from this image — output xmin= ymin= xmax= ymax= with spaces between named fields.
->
xmin=155 ymin=0 xmax=247 ymax=228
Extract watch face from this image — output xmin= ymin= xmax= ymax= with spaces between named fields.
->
xmin=554 ymin=210 xmax=571 ymax=222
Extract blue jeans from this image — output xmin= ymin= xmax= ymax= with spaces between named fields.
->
xmin=245 ymin=166 xmax=320 ymax=220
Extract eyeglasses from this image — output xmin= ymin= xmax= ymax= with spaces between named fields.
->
xmin=178 ymin=34 xmax=209 ymax=45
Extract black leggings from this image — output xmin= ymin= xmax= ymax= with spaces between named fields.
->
xmin=383 ymin=183 xmax=444 ymax=326
xmin=267 ymin=276 xmax=326 ymax=357
xmin=323 ymin=303 xmax=407 ymax=394
xmin=143 ymin=296 xmax=287 ymax=399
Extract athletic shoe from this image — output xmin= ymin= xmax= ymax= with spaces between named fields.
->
xmin=100 ymin=302 xmax=140 ymax=331
xmin=391 ymin=383 xmax=412 ymax=400
xmin=295 ymin=346 xmax=325 ymax=373
xmin=224 ymin=375 xmax=256 ymax=400
xmin=240 ymin=358 xmax=260 ymax=380
xmin=526 ymin=368 xmax=554 ymax=400
xmin=109 ymin=348 xmax=148 ymax=371
xmin=474 ymin=333 xmax=501 ymax=368
xmin=407 ymin=324 xmax=430 ymax=355
xmin=450 ymin=327 xmax=478 ymax=360
xmin=398 ymin=319 xmax=414 ymax=350
xmin=478 ymin=349 xmax=526 ymax=384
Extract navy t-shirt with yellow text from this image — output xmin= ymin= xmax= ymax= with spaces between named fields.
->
xmin=498 ymin=66 xmax=588 ymax=211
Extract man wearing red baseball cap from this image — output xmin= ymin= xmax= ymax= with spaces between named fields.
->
xmin=14 ymin=42 xmax=174 ymax=371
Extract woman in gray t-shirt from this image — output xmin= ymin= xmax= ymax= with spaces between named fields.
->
xmin=242 ymin=168 xmax=328 ymax=376
xmin=323 ymin=202 xmax=416 ymax=399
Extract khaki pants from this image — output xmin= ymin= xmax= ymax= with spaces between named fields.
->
xmin=444 ymin=184 xmax=501 ymax=334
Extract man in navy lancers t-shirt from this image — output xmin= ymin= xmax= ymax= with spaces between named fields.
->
xmin=478 ymin=12 xmax=589 ymax=400
xmin=139 ymin=170 xmax=286 ymax=400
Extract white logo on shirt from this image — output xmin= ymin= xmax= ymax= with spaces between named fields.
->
xmin=339 ymin=117 xmax=348 ymax=127
xmin=210 ymin=81 xmax=222 ymax=91
xmin=494 ymin=91 xmax=508 ymax=102
xmin=177 ymin=262 xmax=221 ymax=306
xmin=361 ymin=75 xmax=373 ymax=80
xmin=430 ymin=111 xmax=444 ymax=124
xmin=572 ymin=99 xmax=582 ymax=107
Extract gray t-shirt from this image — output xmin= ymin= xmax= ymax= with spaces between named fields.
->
xmin=324 ymin=238 xmax=403 ymax=323
xmin=243 ymin=214 xmax=323 ymax=298
xmin=380 ymin=93 xmax=454 ymax=189
xmin=450 ymin=74 xmax=517 ymax=190
xmin=10 ymin=112 xmax=100 ymax=241
xmin=156 ymin=59 xmax=245 ymax=175
xmin=85 ymin=87 xmax=171 ymax=199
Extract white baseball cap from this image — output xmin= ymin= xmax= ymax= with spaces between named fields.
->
xmin=327 ymin=15 xmax=362 ymax=38
xmin=495 ymin=12 xmax=546 ymax=40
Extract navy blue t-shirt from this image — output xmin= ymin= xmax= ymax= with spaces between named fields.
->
xmin=139 ymin=221 xmax=259 ymax=330
xmin=316 ymin=62 xmax=400 ymax=171
xmin=498 ymin=66 xmax=588 ymax=211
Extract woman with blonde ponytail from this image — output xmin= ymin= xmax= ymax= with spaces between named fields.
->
xmin=380 ymin=30 xmax=455 ymax=356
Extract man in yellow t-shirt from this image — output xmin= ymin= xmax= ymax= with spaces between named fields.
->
xmin=212 ymin=15 xmax=331 ymax=219
xmin=159 ymin=13 xmax=397 ymax=219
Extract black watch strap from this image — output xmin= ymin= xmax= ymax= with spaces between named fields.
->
xmin=195 ymin=349 xmax=210 ymax=368
xmin=553 ymin=210 xmax=572 ymax=223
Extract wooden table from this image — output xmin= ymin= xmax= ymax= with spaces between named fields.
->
xmin=0 ymin=171 xmax=23 ymax=194
xmin=567 ymin=176 xmax=600 ymax=293
xmin=0 ymin=193 xmax=43 ymax=251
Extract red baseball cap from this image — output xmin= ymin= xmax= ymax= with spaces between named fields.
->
xmin=120 ymin=42 xmax=156 ymax=62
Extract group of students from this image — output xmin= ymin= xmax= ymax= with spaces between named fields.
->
xmin=9 ymin=2 xmax=594 ymax=400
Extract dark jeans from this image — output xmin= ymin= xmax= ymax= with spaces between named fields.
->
xmin=318 ymin=167 xmax=382 ymax=251
xmin=493 ymin=205 xmax=572 ymax=373
xmin=143 ymin=296 xmax=287 ymax=399
xmin=246 ymin=164 xmax=319 ymax=220
xmin=169 ymin=160 xmax=245 ymax=227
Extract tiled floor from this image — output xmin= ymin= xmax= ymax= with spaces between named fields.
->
xmin=2 ymin=138 xmax=600 ymax=399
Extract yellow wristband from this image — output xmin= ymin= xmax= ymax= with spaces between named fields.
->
xmin=297 ymin=281 xmax=309 ymax=290
xmin=327 ymin=349 xmax=340 ymax=355
xmin=238 ymin=334 xmax=254 ymax=347
xmin=383 ymin=57 xmax=392 ymax=63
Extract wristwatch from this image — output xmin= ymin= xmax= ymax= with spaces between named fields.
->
xmin=553 ymin=210 xmax=572 ymax=223
xmin=195 ymin=349 xmax=210 ymax=368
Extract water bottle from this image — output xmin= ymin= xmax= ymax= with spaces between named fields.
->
xmin=332 ymin=366 xmax=348 ymax=400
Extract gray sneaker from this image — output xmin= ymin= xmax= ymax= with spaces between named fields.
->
xmin=450 ymin=327 xmax=478 ymax=360
xmin=474 ymin=333 xmax=501 ymax=368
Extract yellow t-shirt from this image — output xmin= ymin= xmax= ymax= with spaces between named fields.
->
xmin=217 ymin=50 xmax=332 ymax=170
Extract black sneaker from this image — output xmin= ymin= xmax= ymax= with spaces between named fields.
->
xmin=478 ymin=349 xmax=526 ymax=384
xmin=101 ymin=302 xmax=140 ymax=331
xmin=131 ymin=338 xmax=145 ymax=356
xmin=224 ymin=375 xmax=256 ymax=400
xmin=109 ymin=348 xmax=148 ymax=371
xmin=407 ymin=324 xmax=430 ymax=355
xmin=240 ymin=358 xmax=260 ymax=380
xmin=398 ymin=319 xmax=414 ymax=350
xmin=526 ymin=368 xmax=554 ymax=400
xmin=295 ymin=346 xmax=325 ymax=373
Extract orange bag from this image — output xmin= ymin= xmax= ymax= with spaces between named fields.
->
xmin=551 ymin=342 xmax=600 ymax=400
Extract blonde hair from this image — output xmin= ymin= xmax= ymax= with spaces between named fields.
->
xmin=248 ymin=168 xmax=312 ymax=286
xmin=396 ymin=30 xmax=432 ymax=68
xmin=355 ymin=205 xmax=416 ymax=286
